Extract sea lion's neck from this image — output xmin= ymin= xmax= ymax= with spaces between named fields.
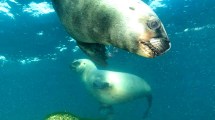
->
xmin=81 ymin=65 xmax=97 ymax=81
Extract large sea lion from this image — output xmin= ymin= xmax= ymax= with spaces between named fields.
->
xmin=51 ymin=0 xmax=171 ymax=65
xmin=70 ymin=59 xmax=152 ymax=119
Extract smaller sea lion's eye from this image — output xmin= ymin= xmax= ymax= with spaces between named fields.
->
xmin=147 ymin=19 xmax=160 ymax=30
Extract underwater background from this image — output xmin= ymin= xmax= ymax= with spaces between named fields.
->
xmin=0 ymin=0 xmax=214 ymax=120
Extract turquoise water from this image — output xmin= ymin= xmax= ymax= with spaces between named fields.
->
xmin=0 ymin=0 xmax=215 ymax=120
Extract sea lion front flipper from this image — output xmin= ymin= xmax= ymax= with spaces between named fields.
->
xmin=76 ymin=41 xmax=108 ymax=66
xmin=92 ymin=72 xmax=110 ymax=89
xmin=99 ymin=105 xmax=114 ymax=120
xmin=93 ymin=80 xmax=110 ymax=89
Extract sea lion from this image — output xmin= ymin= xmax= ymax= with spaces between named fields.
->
xmin=70 ymin=59 xmax=152 ymax=119
xmin=51 ymin=0 xmax=171 ymax=65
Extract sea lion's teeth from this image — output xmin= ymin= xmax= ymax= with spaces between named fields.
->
xmin=141 ymin=41 xmax=160 ymax=56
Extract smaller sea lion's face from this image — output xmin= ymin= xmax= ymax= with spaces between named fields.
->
xmin=70 ymin=59 xmax=96 ymax=73
xmin=70 ymin=59 xmax=88 ymax=73
xmin=137 ymin=14 xmax=171 ymax=58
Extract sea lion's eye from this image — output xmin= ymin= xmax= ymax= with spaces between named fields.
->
xmin=147 ymin=19 xmax=160 ymax=30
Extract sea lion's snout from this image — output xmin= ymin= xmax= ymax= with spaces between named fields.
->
xmin=138 ymin=37 xmax=171 ymax=58
xmin=149 ymin=38 xmax=171 ymax=56
xmin=139 ymin=38 xmax=170 ymax=58
xmin=70 ymin=59 xmax=95 ymax=73
xmin=70 ymin=60 xmax=81 ymax=70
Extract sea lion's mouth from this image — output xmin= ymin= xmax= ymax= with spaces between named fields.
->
xmin=69 ymin=65 xmax=76 ymax=71
xmin=140 ymin=41 xmax=159 ymax=56
xmin=139 ymin=38 xmax=171 ymax=57
xmin=70 ymin=60 xmax=80 ymax=70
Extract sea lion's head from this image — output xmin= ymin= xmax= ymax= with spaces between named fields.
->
xmin=134 ymin=4 xmax=171 ymax=58
xmin=70 ymin=59 xmax=97 ymax=73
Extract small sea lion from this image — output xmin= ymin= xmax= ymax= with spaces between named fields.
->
xmin=70 ymin=59 xmax=152 ymax=119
